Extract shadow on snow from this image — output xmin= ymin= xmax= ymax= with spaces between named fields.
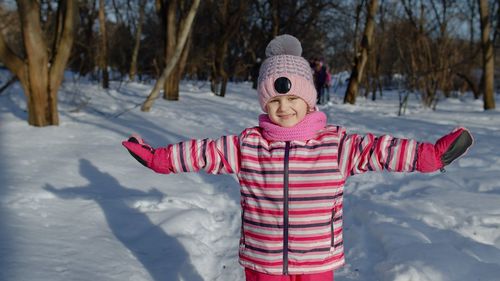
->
xmin=44 ymin=159 xmax=204 ymax=281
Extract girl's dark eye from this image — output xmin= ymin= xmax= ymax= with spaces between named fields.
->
xmin=274 ymin=77 xmax=291 ymax=94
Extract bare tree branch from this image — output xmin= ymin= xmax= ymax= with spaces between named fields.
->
xmin=141 ymin=0 xmax=201 ymax=112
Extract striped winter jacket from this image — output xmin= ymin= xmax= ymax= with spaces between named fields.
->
xmin=164 ymin=125 xmax=418 ymax=275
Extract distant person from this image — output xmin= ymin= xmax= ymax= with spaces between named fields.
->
xmin=309 ymin=58 xmax=318 ymax=69
xmin=251 ymin=58 xmax=262 ymax=89
xmin=324 ymin=64 xmax=332 ymax=103
xmin=122 ymin=34 xmax=473 ymax=281
xmin=313 ymin=59 xmax=328 ymax=105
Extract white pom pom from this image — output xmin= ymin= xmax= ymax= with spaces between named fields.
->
xmin=265 ymin=34 xmax=302 ymax=57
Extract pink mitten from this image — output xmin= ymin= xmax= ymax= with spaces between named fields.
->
xmin=417 ymin=127 xmax=473 ymax=173
xmin=122 ymin=135 xmax=172 ymax=174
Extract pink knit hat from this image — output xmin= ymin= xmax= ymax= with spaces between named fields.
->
xmin=258 ymin=34 xmax=316 ymax=112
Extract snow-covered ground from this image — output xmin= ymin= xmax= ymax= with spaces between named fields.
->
xmin=1 ymin=73 xmax=499 ymax=281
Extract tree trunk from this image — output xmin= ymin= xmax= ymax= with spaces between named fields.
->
xmin=167 ymin=31 xmax=192 ymax=99
xmin=98 ymin=0 xmax=109 ymax=88
xmin=129 ymin=0 xmax=146 ymax=81
xmin=141 ymin=0 xmax=201 ymax=112
xmin=19 ymin=0 xmax=50 ymax=125
xmin=165 ymin=66 xmax=180 ymax=100
xmin=456 ymin=72 xmax=481 ymax=99
xmin=271 ymin=0 xmax=279 ymax=37
xmin=0 ymin=0 xmax=76 ymax=126
xmin=178 ymin=31 xmax=192 ymax=78
xmin=163 ymin=1 xmax=193 ymax=101
xmin=214 ymin=40 xmax=229 ymax=97
xmin=352 ymin=0 xmax=364 ymax=55
xmin=344 ymin=0 xmax=378 ymax=104
xmin=211 ymin=0 xmax=247 ymax=97
xmin=0 ymin=26 xmax=26 ymax=86
xmin=478 ymin=0 xmax=496 ymax=110
xmin=48 ymin=0 xmax=77 ymax=122
xmin=163 ymin=0 xmax=178 ymax=100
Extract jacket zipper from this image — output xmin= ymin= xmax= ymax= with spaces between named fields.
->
xmin=331 ymin=208 xmax=335 ymax=247
xmin=241 ymin=200 xmax=246 ymax=246
xmin=283 ymin=141 xmax=291 ymax=275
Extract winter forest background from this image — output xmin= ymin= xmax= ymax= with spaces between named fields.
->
xmin=0 ymin=0 xmax=498 ymax=126
xmin=1 ymin=1 xmax=500 ymax=281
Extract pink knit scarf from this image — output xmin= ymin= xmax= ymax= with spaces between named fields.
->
xmin=258 ymin=111 xmax=327 ymax=141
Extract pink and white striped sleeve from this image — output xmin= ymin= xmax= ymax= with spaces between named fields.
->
xmin=167 ymin=135 xmax=241 ymax=174
xmin=338 ymin=132 xmax=418 ymax=177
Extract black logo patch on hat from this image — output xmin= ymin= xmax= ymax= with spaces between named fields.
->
xmin=274 ymin=77 xmax=292 ymax=94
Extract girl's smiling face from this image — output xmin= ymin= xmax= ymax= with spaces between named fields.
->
xmin=265 ymin=95 xmax=309 ymax=127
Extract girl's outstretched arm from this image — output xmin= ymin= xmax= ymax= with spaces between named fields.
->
xmin=122 ymin=134 xmax=240 ymax=174
xmin=339 ymin=127 xmax=473 ymax=177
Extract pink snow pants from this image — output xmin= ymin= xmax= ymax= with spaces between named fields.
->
xmin=245 ymin=269 xmax=334 ymax=281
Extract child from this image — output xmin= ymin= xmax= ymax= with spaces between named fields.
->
xmin=122 ymin=35 xmax=473 ymax=281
